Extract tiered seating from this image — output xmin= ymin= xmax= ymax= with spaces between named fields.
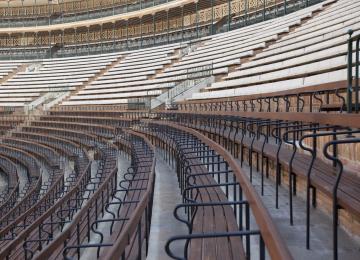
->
xmin=34 ymin=131 xmax=155 ymax=259
xmin=0 ymin=61 xmax=24 ymax=81
xmin=60 ymin=1 xmax=330 ymax=107
xmin=155 ymin=0 xmax=331 ymax=89
xmin=0 ymin=116 xmax=25 ymax=135
xmin=191 ymin=0 xmax=357 ymax=100
xmin=62 ymin=44 xmax=181 ymax=105
xmin=63 ymin=0 xmax=337 ymax=107
xmin=136 ymin=121 xmax=292 ymax=259
xmin=156 ymin=110 xmax=360 ymax=259
xmin=0 ymin=1 xmax=359 ymax=259
xmin=0 ymin=52 xmax=121 ymax=107
xmin=0 ymin=118 xmax=119 ymax=258
xmin=0 ymin=145 xmax=42 ymax=230
xmin=0 ymin=110 xmax=157 ymax=259
xmin=2 ymin=138 xmax=62 ymax=193
xmin=0 ymin=156 xmax=19 ymax=216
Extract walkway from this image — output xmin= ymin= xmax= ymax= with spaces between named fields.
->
xmin=147 ymin=149 xmax=188 ymax=260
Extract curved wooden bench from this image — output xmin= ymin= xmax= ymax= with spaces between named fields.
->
xmin=0 ymin=144 xmax=40 ymax=181
xmin=0 ymin=155 xmax=19 ymax=217
xmin=21 ymin=126 xmax=99 ymax=149
xmin=3 ymin=137 xmax=61 ymax=168
xmin=11 ymin=131 xmax=81 ymax=159
xmin=138 ymin=121 xmax=292 ymax=260
xmin=11 ymin=131 xmax=90 ymax=176
xmin=30 ymin=120 xmax=115 ymax=139
xmin=157 ymin=111 xmax=360 ymax=260
xmin=48 ymin=108 xmax=149 ymax=119
xmin=0 ymin=142 xmax=96 ymax=259
xmin=33 ymin=131 xmax=155 ymax=260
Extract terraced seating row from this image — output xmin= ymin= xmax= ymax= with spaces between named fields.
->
xmin=33 ymin=130 xmax=155 ymax=260
xmin=30 ymin=120 xmax=116 ymax=139
xmin=155 ymin=110 xmax=360 ymax=260
xmin=136 ymin=121 xmax=292 ymax=260
xmin=0 ymin=113 xmax=121 ymax=256
xmin=0 ymin=135 xmax=116 ymax=259
xmin=0 ymin=0 xmax=325 ymax=108
xmin=0 ymin=156 xmax=19 ymax=216
xmin=0 ymin=61 xmax=24 ymax=80
xmin=177 ymin=82 xmax=350 ymax=113
xmin=191 ymin=0 xmax=355 ymax=102
xmin=0 ymin=52 xmax=121 ymax=107
xmin=0 ymin=115 xmax=25 ymax=135
xmin=48 ymin=106 xmax=149 ymax=119
xmin=3 ymin=138 xmax=60 ymax=169
xmin=21 ymin=125 xmax=101 ymax=149
xmin=63 ymin=44 xmax=181 ymax=106
xmin=38 ymin=114 xmax=133 ymax=130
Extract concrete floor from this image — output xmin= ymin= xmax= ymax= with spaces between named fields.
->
xmin=80 ymin=153 xmax=130 ymax=260
xmin=0 ymin=170 xmax=7 ymax=195
xmin=16 ymin=163 xmax=29 ymax=195
xmin=80 ymin=148 xmax=188 ymax=260
xmin=146 ymin=149 xmax=360 ymax=260
xmin=147 ymin=149 xmax=188 ymax=260
xmin=238 ymin=160 xmax=360 ymax=260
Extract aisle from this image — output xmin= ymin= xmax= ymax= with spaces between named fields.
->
xmin=147 ymin=149 xmax=187 ymax=260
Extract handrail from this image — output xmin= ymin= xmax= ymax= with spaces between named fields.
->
xmin=347 ymin=29 xmax=360 ymax=113
xmin=157 ymin=110 xmax=360 ymax=129
xmin=34 ymin=129 xmax=155 ymax=259
xmin=0 ymin=155 xmax=19 ymax=214
xmin=142 ymin=120 xmax=293 ymax=260
xmin=0 ymin=159 xmax=91 ymax=258
xmin=178 ymin=84 xmax=348 ymax=113
xmin=32 ymin=166 xmax=117 ymax=259
xmin=102 ymin=129 xmax=156 ymax=259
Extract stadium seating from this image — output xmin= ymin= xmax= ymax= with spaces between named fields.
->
xmin=0 ymin=52 xmax=121 ymax=107
xmin=153 ymin=107 xmax=360 ymax=259
xmin=191 ymin=0 xmax=357 ymax=100
xmin=0 ymin=0 xmax=359 ymax=260
xmin=0 ymin=156 xmax=19 ymax=217
xmin=63 ymin=44 xmax=180 ymax=105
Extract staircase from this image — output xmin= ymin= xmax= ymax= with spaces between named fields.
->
xmin=151 ymin=76 xmax=214 ymax=110
xmin=24 ymin=91 xmax=69 ymax=114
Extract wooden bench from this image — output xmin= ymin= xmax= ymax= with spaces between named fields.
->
xmin=21 ymin=126 xmax=100 ymax=149
xmin=30 ymin=120 xmax=115 ymax=139
xmin=143 ymin=124 xmax=256 ymax=260
xmin=182 ymin=152 xmax=246 ymax=260
xmin=161 ymin=111 xmax=360 ymax=259
xmin=32 ymin=131 xmax=154 ymax=260
xmin=0 ymin=155 xmax=19 ymax=217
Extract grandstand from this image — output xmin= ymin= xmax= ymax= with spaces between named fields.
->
xmin=0 ymin=0 xmax=359 ymax=259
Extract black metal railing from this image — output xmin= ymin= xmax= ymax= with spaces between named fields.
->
xmin=155 ymin=111 xmax=360 ymax=260
xmin=347 ymin=30 xmax=360 ymax=113
xmin=141 ymin=122 xmax=293 ymax=260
